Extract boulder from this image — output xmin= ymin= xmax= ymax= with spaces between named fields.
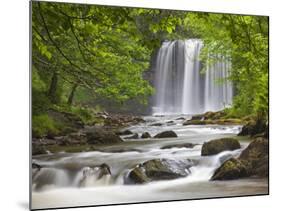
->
xmin=154 ymin=130 xmax=178 ymax=138
xmin=201 ymin=138 xmax=241 ymax=156
xmin=124 ymin=133 xmax=139 ymax=139
xmin=150 ymin=123 xmax=163 ymax=126
xmin=98 ymin=163 xmax=111 ymax=178
xmin=238 ymin=119 xmax=267 ymax=137
xmin=85 ymin=127 xmax=123 ymax=145
xmin=127 ymin=158 xmax=193 ymax=184
xmin=141 ymin=132 xmax=151 ymax=139
xmin=116 ymin=129 xmax=133 ymax=136
xmin=211 ymin=158 xmax=251 ymax=180
xmin=161 ymin=143 xmax=195 ymax=149
xmin=211 ymin=137 xmax=269 ymax=180
xmin=239 ymin=137 xmax=269 ymax=177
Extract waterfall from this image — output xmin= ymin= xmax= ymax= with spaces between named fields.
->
xmin=153 ymin=39 xmax=233 ymax=115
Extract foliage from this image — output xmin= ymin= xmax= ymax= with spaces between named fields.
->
xmin=32 ymin=114 xmax=59 ymax=138
xmin=32 ymin=1 xmax=269 ymax=138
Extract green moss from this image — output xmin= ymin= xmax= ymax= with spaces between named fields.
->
xmin=32 ymin=114 xmax=60 ymax=138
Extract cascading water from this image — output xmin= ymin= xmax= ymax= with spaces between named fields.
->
xmin=153 ymin=39 xmax=233 ymax=115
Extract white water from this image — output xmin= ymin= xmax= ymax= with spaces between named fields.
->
xmin=32 ymin=116 xmax=267 ymax=209
xmin=153 ymin=39 xmax=233 ymax=115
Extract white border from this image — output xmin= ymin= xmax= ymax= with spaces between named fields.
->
xmin=1 ymin=0 xmax=280 ymax=211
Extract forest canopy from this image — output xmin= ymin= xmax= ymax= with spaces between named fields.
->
xmin=32 ymin=1 xmax=268 ymax=137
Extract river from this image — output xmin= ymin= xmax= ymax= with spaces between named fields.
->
xmin=31 ymin=115 xmax=268 ymax=209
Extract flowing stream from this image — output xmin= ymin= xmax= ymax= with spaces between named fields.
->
xmin=32 ymin=116 xmax=268 ymax=209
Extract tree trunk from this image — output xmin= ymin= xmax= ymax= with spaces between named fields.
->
xmin=48 ymin=71 xmax=58 ymax=103
xmin=67 ymin=83 xmax=78 ymax=105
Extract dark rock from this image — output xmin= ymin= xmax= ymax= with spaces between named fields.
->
xmin=127 ymin=159 xmax=193 ymax=184
xmin=141 ymin=132 xmax=151 ymax=139
xmin=211 ymin=137 xmax=269 ymax=180
xmin=32 ymin=144 xmax=47 ymax=155
xmin=98 ymin=163 xmax=111 ymax=178
xmin=175 ymin=117 xmax=185 ymax=120
xmin=85 ymin=127 xmax=123 ymax=145
xmin=161 ymin=143 xmax=195 ymax=149
xmin=166 ymin=121 xmax=174 ymax=124
xmin=154 ymin=130 xmax=178 ymax=138
xmin=116 ymin=129 xmax=133 ymax=136
xmin=190 ymin=114 xmax=205 ymax=121
xmin=150 ymin=123 xmax=163 ymax=126
xmin=124 ymin=133 xmax=139 ymax=139
xmin=238 ymin=119 xmax=267 ymax=137
xmin=32 ymin=162 xmax=42 ymax=170
xmin=211 ymin=158 xmax=251 ymax=180
xmin=201 ymin=138 xmax=241 ymax=156
xmin=239 ymin=137 xmax=269 ymax=177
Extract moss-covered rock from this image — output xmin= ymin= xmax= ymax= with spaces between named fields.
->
xmin=127 ymin=158 xmax=193 ymax=184
xmin=201 ymin=138 xmax=241 ymax=156
xmin=211 ymin=158 xmax=251 ymax=180
xmin=154 ymin=130 xmax=177 ymax=138
xmin=239 ymin=137 xmax=269 ymax=177
xmin=85 ymin=127 xmax=123 ymax=145
xmin=211 ymin=137 xmax=269 ymax=180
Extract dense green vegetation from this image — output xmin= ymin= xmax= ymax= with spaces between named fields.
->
xmin=32 ymin=1 xmax=268 ymax=137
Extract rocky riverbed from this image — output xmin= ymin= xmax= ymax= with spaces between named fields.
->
xmin=31 ymin=113 xmax=268 ymax=210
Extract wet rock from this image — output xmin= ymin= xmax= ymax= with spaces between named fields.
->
xmin=150 ymin=123 xmax=163 ymax=126
xmin=190 ymin=114 xmax=205 ymax=121
xmin=175 ymin=117 xmax=185 ymax=120
xmin=166 ymin=120 xmax=174 ymax=124
xmin=127 ymin=159 xmax=193 ymax=184
xmin=183 ymin=119 xmax=243 ymax=126
xmin=161 ymin=143 xmax=195 ymax=149
xmin=211 ymin=158 xmax=251 ymax=180
xmin=201 ymin=138 xmax=241 ymax=156
xmin=239 ymin=137 xmax=269 ymax=177
xmin=85 ymin=127 xmax=123 ymax=145
xmin=154 ymin=130 xmax=178 ymax=138
xmin=98 ymin=163 xmax=111 ymax=178
xmin=238 ymin=120 xmax=267 ymax=137
xmin=211 ymin=137 xmax=269 ymax=180
xmin=124 ymin=133 xmax=139 ymax=139
xmin=116 ymin=129 xmax=133 ymax=136
xmin=141 ymin=132 xmax=151 ymax=139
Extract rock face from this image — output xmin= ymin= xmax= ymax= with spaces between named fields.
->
xmin=141 ymin=132 xmax=151 ymax=139
xmin=201 ymin=138 xmax=241 ymax=156
xmin=211 ymin=137 xmax=269 ymax=180
xmin=154 ymin=130 xmax=178 ymax=138
xmin=85 ymin=127 xmax=123 ymax=145
xmin=127 ymin=159 xmax=193 ymax=184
